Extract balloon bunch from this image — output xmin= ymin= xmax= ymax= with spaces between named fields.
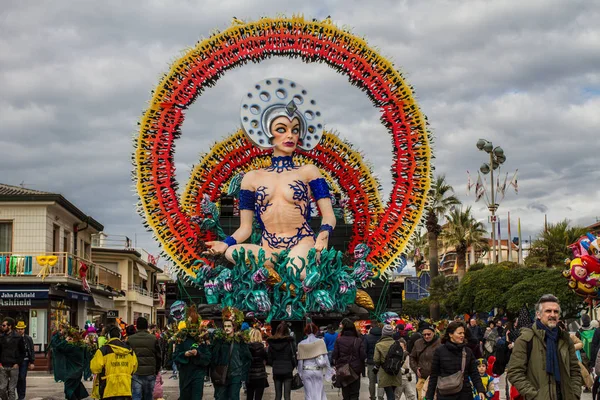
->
xmin=563 ymin=233 xmax=600 ymax=297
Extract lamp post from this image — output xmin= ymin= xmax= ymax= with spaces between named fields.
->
xmin=476 ymin=139 xmax=506 ymax=263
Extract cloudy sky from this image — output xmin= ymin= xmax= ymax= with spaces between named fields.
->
xmin=2 ymin=0 xmax=599 ymax=269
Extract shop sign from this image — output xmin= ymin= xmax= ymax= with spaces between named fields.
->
xmin=0 ymin=290 xmax=48 ymax=300
xmin=0 ymin=298 xmax=32 ymax=306
xmin=107 ymin=310 xmax=119 ymax=318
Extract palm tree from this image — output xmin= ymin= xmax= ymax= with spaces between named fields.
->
xmin=441 ymin=206 xmax=488 ymax=281
xmin=407 ymin=228 xmax=428 ymax=271
xmin=425 ymin=175 xmax=461 ymax=320
xmin=526 ymin=219 xmax=588 ymax=268
xmin=426 ymin=175 xmax=461 ymax=278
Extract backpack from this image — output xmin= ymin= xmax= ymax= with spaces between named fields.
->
xmin=579 ymin=329 xmax=594 ymax=358
xmin=382 ymin=340 xmax=404 ymax=376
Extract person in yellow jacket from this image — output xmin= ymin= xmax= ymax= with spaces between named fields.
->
xmin=90 ymin=325 xmax=138 ymax=399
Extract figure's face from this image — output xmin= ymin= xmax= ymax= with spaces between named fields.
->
xmin=470 ymin=319 xmax=477 ymax=327
xmin=574 ymin=265 xmax=587 ymax=278
xmin=270 ymin=116 xmax=300 ymax=155
xmin=537 ymin=302 xmax=560 ymax=328
xmin=496 ymin=320 xmax=502 ymax=327
xmin=224 ymin=321 xmax=234 ymax=337
xmin=478 ymin=364 xmax=487 ymax=375
xmin=16 ymin=328 xmax=25 ymax=336
xmin=449 ymin=326 xmax=465 ymax=344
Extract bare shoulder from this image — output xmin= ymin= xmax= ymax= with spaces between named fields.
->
xmin=299 ymin=164 xmax=322 ymax=180
xmin=241 ymin=170 xmax=260 ymax=190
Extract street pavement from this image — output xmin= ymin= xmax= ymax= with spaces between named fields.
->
xmin=22 ymin=370 xmax=595 ymax=400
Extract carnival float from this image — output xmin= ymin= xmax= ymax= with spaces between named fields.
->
xmin=133 ymin=16 xmax=432 ymax=322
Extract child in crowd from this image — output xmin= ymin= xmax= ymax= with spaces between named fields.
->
xmin=472 ymin=359 xmax=495 ymax=399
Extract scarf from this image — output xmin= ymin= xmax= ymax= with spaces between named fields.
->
xmin=297 ymin=335 xmax=328 ymax=360
xmin=536 ymin=319 xmax=561 ymax=383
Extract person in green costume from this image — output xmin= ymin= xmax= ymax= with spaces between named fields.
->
xmin=173 ymin=321 xmax=212 ymax=399
xmin=49 ymin=326 xmax=89 ymax=400
xmin=211 ymin=307 xmax=252 ymax=400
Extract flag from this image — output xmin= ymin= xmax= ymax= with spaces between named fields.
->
xmin=466 ymin=170 xmax=474 ymax=195
xmin=499 ymin=172 xmax=508 ymax=199
xmin=509 ymin=169 xmax=519 ymax=194
xmin=498 ymin=221 xmax=503 ymax=262
xmin=475 ymin=173 xmax=485 ymax=202
xmin=518 ymin=218 xmax=523 ymax=264
xmin=507 ymin=212 xmax=512 ymax=261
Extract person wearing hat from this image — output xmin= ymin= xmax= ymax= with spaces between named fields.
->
xmin=374 ymin=325 xmax=403 ymax=400
xmin=409 ymin=322 xmax=440 ymax=400
xmin=14 ymin=321 xmax=34 ymax=400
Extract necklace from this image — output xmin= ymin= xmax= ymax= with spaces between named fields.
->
xmin=266 ymin=155 xmax=298 ymax=173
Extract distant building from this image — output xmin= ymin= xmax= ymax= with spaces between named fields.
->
xmin=0 ymin=183 xmax=122 ymax=369
xmin=92 ymin=233 xmax=160 ymax=325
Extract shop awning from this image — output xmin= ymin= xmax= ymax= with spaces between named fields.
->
xmin=92 ymin=295 xmax=114 ymax=309
xmin=65 ymin=290 xmax=91 ymax=302
xmin=136 ymin=263 xmax=148 ymax=280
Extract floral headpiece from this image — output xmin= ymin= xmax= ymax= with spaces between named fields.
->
xmin=222 ymin=306 xmax=244 ymax=328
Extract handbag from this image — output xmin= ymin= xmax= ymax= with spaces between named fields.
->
xmin=291 ymin=372 xmax=304 ymax=390
xmin=436 ymin=348 xmax=466 ymax=396
xmin=211 ymin=341 xmax=234 ymax=386
xmin=334 ymin=338 xmax=360 ymax=387
xmin=289 ymin=344 xmax=304 ymax=390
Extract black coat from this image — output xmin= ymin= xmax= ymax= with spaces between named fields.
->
xmin=267 ymin=337 xmax=295 ymax=376
xmin=364 ymin=327 xmax=382 ymax=364
xmin=0 ymin=331 xmax=25 ymax=366
xmin=425 ymin=341 xmax=485 ymax=400
xmin=248 ymin=342 xmax=267 ymax=381
xmin=332 ymin=331 xmax=366 ymax=375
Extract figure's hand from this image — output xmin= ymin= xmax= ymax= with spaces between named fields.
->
xmin=314 ymin=232 xmax=329 ymax=253
xmin=29 ymin=364 xmax=34 ymax=370
xmin=203 ymin=241 xmax=229 ymax=256
xmin=190 ymin=349 xmax=198 ymax=356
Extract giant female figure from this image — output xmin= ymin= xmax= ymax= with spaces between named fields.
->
xmin=205 ymin=78 xmax=335 ymax=275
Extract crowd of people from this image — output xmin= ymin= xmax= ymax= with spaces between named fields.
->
xmin=0 ymin=294 xmax=598 ymax=399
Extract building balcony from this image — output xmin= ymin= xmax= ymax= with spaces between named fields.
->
xmin=124 ymin=284 xmax=154 ymax=307
xmin=0 ymin=251 xmax=123 ymax=295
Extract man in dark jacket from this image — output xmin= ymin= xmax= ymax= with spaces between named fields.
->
xmin=468 ymin=317 xmax=484 ymax=343
xmin=128 ymin=317 xmax=161 ymax=400
xmin=363 ymin=325 xmax=383 ymax=400
xmin=15 ymin=321 xmax=34 ymax=400
xmin=507 ymin=294 xmax=582 ymax=400
xmin=0 ymin=317 xmax=25 ymax=400
xmin=409 ymin=322 xmax=439 ymax=400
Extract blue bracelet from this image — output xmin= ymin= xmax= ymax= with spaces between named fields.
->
xmin=239 ymin=189 xmax=255 ymax=211
xmin=319 ymin=224 xmax=334 ymax=235
xmin=309 ymin=178 xmax=331 ymax=201
xmin=224 ymin=236 xmax=237 ymax=247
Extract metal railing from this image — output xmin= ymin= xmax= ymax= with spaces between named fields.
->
xmin=128 ymin=284 xmax=153 ymax=298
xmin=0 ymin=251 xmax=122 ymax=293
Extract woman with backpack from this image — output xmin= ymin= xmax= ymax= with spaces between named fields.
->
xmin=374 ymin=324 xmax=403 ymax=400
xmin=332 ymin=318 xmax=367 ymax=400
xmin=425 ymin=321 xmax=485 ymax=400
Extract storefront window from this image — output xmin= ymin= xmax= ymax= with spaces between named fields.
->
xmin=49 ymin=301 xmax=70 ymax=333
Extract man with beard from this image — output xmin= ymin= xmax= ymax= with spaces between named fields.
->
xmin=409 ymin=322 xmax=439 ymax=400
xmin=507 ymin=294 xmax=582 ymax=400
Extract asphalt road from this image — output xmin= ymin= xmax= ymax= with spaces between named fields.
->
xmin=22 ymin=370 xmax=593 ymax=399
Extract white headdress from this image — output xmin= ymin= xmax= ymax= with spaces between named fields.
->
xmin=240 ymin=78 xmax=324 ymax=151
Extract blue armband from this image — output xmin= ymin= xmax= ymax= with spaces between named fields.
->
xmin=319 ymin=224 xmax=334 ymax=235
xmin=239 ymin=189 xmax=255 ymax=210
xmin=224 ymin=236 xmax=237 ymax=247
xmin=308 ymin=178 xmax=331 ymax=201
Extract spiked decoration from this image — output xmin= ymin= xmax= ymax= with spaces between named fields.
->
xmin=133 ymin=16 xmax=431 ymax=282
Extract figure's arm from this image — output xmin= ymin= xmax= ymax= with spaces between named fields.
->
xmin=305 ymin=165 xmax=336 ymax=252
xmin=205 ymin=174 xmax=255 ymax=254
xmin=568 ymin=337 xmax=583 ymax=398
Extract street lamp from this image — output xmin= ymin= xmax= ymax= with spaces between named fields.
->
xmin=476 ymin=139 xmax=506 ymax=263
